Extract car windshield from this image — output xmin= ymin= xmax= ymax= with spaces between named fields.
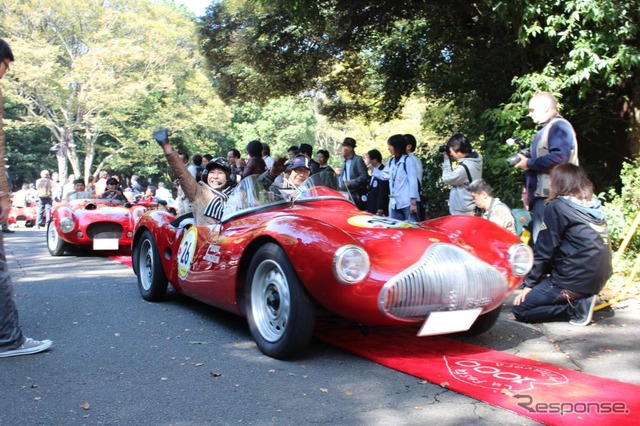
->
xmin=222 ymin=173 xmax=353 ymax=221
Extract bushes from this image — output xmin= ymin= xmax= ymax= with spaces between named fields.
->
xmin=603 ymin=160 xmax=640 ymax=255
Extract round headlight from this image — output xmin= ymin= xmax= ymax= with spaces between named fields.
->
xmin=508 ymin=243 xmax=533 ymax=277
xmin=333 ymin=245 xmax=370 ymax=285
xmin=59 ymin=217 xmax=75 ymax=233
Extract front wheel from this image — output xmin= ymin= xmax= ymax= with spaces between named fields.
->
xmin=246 ymin=243 xmax=316 ymax=359
xmin=136 ymin=230 xmax=168 ymax=301
xmin=47 ymin=221 xmax=67 ymax=256
xmin=461 ymin=305 xmax=502 ymax=336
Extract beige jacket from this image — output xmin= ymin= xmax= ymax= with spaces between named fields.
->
xmin=165 ymin=149 xmax=217 ymax=226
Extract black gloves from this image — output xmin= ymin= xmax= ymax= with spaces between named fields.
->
xmin=153 ymin=128 xmax=169 ymax=147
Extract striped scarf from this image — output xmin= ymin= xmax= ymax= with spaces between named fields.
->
xmin=203 ymin=186 xmax=232 ymax=221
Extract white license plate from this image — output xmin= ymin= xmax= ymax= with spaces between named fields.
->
xmin=417 ymin=308 xmax=482 ymax=336
xmin=93 ymin=238 xmax=119 ymax=250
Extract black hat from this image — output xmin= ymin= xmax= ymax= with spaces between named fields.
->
xmin=298 ymin=143 xmax=313 ymax=156
xmin=289 ymin=154 xmax=310 ymax=170
xmin=73 ymin=178 xmax=84 ymax=185
xmin=202 ymin=157 xmax=234 ymax=187
xmin=342 ymin=137 xmax=356 ymax=148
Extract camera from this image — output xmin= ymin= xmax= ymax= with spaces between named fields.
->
xmin=505 ymin=137 xmax=531 ymax=167
xmin=438 ymin=144 xmax=449 ymax=153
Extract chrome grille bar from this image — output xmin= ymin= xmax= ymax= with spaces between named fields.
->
xmin=378 ymin=243 xmax=507 ymax=321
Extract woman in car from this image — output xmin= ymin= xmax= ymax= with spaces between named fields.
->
xmin=153 ymin=128 xmax=235 ymax=224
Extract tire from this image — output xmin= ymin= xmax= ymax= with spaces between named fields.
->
xmin=47 ymin=221 xmax=67 ymax=256
xmin=245 ymin=243 xmax=316 ymax=359
xmin=25 ymin=220 xmax=35 ymax=228
xmin=461 ymin=305 xmax=502 ymax=336
xmin=136 ymin=230 xmax=168 ymax=301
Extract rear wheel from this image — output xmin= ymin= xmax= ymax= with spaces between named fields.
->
xmin=136 ymin=230 xmax=168 ymax=301
xmin=246 ymin=243 xmax=315 ymax=359
xmin=47 ymin=221 xmax=67 ymax=256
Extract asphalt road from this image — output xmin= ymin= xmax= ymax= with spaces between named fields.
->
xmin=2 ymin=227 xmax=638 ymax=425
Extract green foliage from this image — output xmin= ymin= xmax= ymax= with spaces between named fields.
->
xmin=603 ymin=160 xmax=640 ymax=255
xmin=225 ymin=97 xmax=317 ymax=157
xmin=1 ymin=0 xmax=228 ymax=184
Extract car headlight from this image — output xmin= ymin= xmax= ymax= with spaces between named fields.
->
xmin=508 ymin=243 xmax=533 ymax=277
xmin=333 ymin=245 xmax=369 ymax=285
xmin=59 ymin=217 xmax=75 ymax=233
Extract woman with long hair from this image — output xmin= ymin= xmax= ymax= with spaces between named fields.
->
xmin=513 ymin=164 xmax=612 ymax=326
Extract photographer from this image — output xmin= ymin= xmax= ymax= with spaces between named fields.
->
xmin=441 ymin=133 xmax=483 ymax=215
xmin=514 ymin=92 xmax=578 ymax=242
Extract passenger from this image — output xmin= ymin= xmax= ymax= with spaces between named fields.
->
xmin=101 ymin=177 xmax=128 ymax=202
xmin=67 ymin=178 xmax=91 ymax=201
xmin=153 ymin=128 xmax=235 ymax=224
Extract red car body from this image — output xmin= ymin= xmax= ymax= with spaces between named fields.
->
xmin=132 ymin=175 xmax=533 ymax=359
xmin=8 ymin=205 xmax=37 ymax=227
xmin=47 ymin=198 xmax=168 ymax=256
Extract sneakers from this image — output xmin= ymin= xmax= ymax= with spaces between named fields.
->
xmin=569 ymin=295 xmax=597 ymax=327
xmin=0 ymin=338 xmax=53 ymax=358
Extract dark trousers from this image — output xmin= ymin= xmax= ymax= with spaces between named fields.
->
xmin=530 ymin=197 xmax=546 ymax=243
xmin=512 ymin=279 xmax=587 ymax=323
xmin=0 ymin=232 xmax=25 ymax=350
xmin=36 ymin=197 xmax=52 ymax=227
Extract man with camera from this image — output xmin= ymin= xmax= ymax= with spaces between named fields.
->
xmin=441 ymin=133 xmax=483 ymax=215
xmin=513 ymin=92 xmax=578 ymax=242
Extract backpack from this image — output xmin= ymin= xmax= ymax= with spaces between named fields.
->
xmin=36 ymin=178 xmax=52 ymax=198
xmin=512 ymin=208 xmax=532 ymax=237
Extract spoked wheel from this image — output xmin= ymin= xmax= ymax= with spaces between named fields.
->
xmin=136 ymin=230 xmax=168 ymax=301
xmin=47 ymin=221 xmax=67 ymax=256
xmin=246 ymin=243 xmax=315 ymax=359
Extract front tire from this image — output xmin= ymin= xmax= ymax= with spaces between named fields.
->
xmin=246 ymin=243 xmax=316 ymax=359
xmin=47 ymin=221 xmax=67 ymax=256
xmin=462 ymin=305 xmax=502 ymax=336
xmin=136 ymin=230 xmax=168 ymax=301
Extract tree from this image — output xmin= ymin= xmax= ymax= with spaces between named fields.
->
xmin=199 ymin=0 xmax=640 ymax=199
xmin=0 ymin=0 xmax=230 ymax=185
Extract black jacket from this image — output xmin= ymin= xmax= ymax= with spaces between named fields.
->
xmin=524 ymin=196 xmax=612 ymax=294
xmin=365 ymin=164 xmax=390 ymax=215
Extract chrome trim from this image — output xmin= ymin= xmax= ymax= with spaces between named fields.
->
xmin=378 ymin=243 xmax=508 ymax=321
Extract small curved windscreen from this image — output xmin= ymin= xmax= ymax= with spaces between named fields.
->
xmin=222 ymin=173 xmax=353 ymax=221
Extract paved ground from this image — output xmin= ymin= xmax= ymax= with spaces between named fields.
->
xmin=2 ymin=227 xmax=639 ymax=425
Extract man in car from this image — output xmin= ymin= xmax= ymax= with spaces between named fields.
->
xmin=258 ymin=154 xmax=310 ymax=191
xmin=67 ymin=178 xmax=91 ymax=201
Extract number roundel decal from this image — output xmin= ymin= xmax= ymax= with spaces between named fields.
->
xmin=347 ymin=215 xmax=416 ymax=229
xmin=177 ymin=227 xmax=198 ymax=280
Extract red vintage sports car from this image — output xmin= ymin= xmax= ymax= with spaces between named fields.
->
xmin=47 ymin=197 xmax=169 ymax=256
xmin=132 ymin=174 xmax=533 ymax=359
xmin=8 ymin=205 xmax=37 ymax=227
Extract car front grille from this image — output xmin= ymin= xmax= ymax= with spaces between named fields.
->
xmin=378 ymin=243 xmax=507 ymax=321
xmin=86 ymin=222 xmax=123 ymax=239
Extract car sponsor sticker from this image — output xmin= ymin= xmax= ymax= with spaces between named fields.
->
xmin=177 ymin=227 xmax=198 ymax=280
xmin=203 ymin=244 xmax=220 ymax=264
xmin=347 ymin=215 xmax=417 ymax=229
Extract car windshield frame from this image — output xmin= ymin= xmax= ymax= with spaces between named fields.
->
xmin=221 ymin=173 xmax=353 ymax=222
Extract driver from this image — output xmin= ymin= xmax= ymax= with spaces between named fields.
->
xmin=101 ymin=177 xmax=128 ymax=202
xmin=153 ymin=128 xmax=235 ymax=224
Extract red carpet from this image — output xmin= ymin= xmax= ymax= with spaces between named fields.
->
xmin=315 ymin=323 xmax=639 ymax=425
xmin=109 ymin=255 xmax=639 ymax=423
xmin=109 ymin=255 xmax=132 ymax=268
